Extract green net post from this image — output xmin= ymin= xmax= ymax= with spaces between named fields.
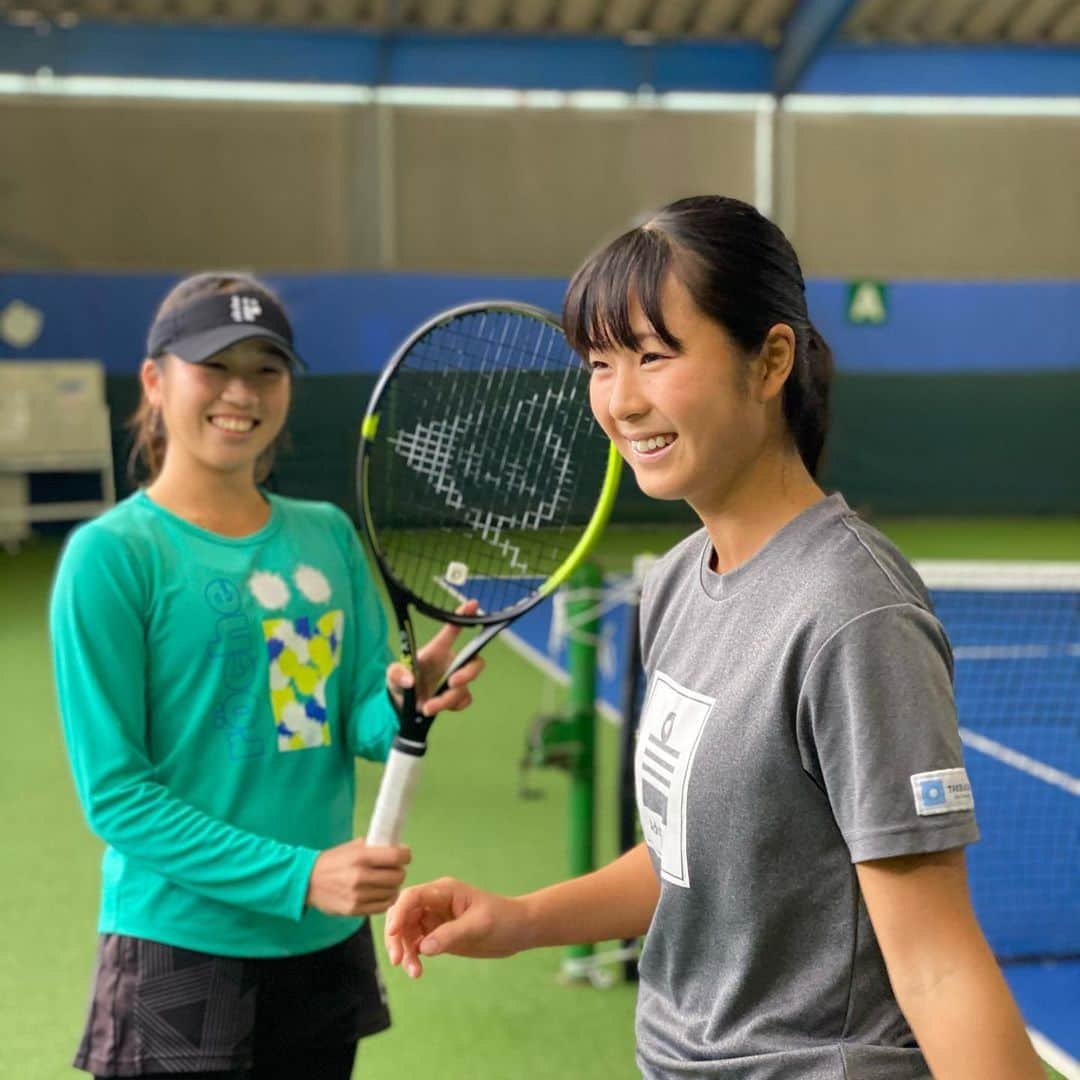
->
xmin=562 ymin=561 xmax=601 ymax=980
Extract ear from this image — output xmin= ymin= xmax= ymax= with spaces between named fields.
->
xmin=140 ymin=357 xmax=164 ymax=408
xmin=752 ymin=324 xmax=796 ymax=404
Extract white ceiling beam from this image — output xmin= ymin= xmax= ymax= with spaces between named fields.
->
xmin=784 ymin=93 xmax=1080 ymax=116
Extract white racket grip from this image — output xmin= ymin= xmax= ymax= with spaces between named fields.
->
xmin=367 ymin=746 xmax=424 ymax=846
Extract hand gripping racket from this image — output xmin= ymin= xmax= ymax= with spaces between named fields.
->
xmin=358 ymin=301 xmax=622 ymax=844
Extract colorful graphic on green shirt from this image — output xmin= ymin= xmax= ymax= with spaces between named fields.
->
xmin=248 ymin=565 xmax=344 ymax=751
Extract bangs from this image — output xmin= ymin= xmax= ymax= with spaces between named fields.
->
xmin=562 ymin=226 xmax=684 ymax=358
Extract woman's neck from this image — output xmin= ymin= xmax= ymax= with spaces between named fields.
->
xmin=145 ymin=461 xmax=271 ymax=538
xmin=693 ymin=449 xmax=825 ymax=575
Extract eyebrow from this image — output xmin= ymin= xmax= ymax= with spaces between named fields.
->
xmin=636 ymin=329 xmax=673 ymax=349
xmin=247 ymin=347 xmax=288 ymax=363
xmin=217 ymin=349 xmax=286 ymax=367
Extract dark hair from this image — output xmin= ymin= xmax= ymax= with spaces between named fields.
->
xmin=128 ymin=272 xmax=291 ymax=485
xmin=563 ymin=195 xmax=833 ymax=477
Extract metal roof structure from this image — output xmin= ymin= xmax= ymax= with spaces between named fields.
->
xmin=3 ymin=0 xmax=1078 ymax=44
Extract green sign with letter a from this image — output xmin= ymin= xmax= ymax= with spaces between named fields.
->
xmin=846 ymin=281 xmax=888 ymax=325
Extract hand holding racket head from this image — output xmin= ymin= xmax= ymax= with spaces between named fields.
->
xmin=358 ymin=301 xmax=622 ymax=844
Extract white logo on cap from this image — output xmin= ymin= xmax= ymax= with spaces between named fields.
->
xmin=230 ymin=296 xmax=263 ymax=323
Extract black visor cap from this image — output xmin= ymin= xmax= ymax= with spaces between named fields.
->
xmin=146 ymin=292 xmax=307 ymax=372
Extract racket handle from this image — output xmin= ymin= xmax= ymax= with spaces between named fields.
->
xmin=367 ymin=740 xmax=426 ymax=846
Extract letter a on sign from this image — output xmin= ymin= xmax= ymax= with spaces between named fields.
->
xmin=846 ymin=281 xmax=888 ymax=325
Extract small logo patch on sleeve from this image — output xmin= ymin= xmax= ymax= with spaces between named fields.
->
xmin=911 ymin=768 xmax=975 ymax=816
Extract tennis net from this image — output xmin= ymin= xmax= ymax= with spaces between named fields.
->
xmin=917 ymin=561 xmax=1079 ymax=961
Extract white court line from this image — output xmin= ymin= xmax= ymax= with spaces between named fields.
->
xmin=955 ymin=644 xmax=1080 ymax=660
xmin=1029 ymin=1028 xmax=1080 ymax=1080
xmin=915 ymin=560 xmax=1080 ymax=591
xmin=960 ymin=727 xmax=1080 ymax=798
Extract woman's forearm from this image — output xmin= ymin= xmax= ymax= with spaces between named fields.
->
xmin=895 ymin=932 xmax=1043 ymax=1080
xmin=518 ymin=842 xmax=659 ymax=949
xmin=857 ymin=850 xmax=1043 ymax=1080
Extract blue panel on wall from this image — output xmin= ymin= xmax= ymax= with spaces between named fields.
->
xmin=0 ymin=272 xmax=568 ymax=374
xmin=0 ymin=22 xmax=381 ymax=84
xmin=1 ymin=272 xmax=1077 ymax=375
xmin=390 ymin=35 xmax=772 ymax=93
xmin=805 ymin=280 xmax=1080 ymax=373
xmin=0 ymin=22 xmax=771 ymax=92
xmin=801 ymin=43 xmax=1080 ymax=97
xmin=272 ymin=274 xmax=569 ymax=375
xmin=644 ymin=41 xmax=773 ymax=93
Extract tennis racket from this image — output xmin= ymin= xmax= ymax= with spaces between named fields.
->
xmin=358 ymin=301 xmax=622 ymax=845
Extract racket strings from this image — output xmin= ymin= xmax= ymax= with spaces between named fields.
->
xmin=367 ymin=309 xmax=609 ymax=616
xmin=395 ymin=350 xmax=590 ymax=604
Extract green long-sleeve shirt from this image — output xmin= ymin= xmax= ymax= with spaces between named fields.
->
xmin=50 ymin=491 xmax=398 ymax=957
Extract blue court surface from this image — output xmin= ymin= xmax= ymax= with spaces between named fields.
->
xmin=455 ymin=572 xmax=1080 ymax=1074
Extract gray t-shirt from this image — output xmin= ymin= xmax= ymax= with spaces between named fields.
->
xmin=634 ymin=494 xmax=978 ymax=1079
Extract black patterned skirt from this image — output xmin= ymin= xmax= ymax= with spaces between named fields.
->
xmin=74 ymin=924 xmax=391 ymax=1076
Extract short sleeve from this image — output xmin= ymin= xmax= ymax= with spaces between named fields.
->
xmin=796 ymin=602 xmax=979 ymax=863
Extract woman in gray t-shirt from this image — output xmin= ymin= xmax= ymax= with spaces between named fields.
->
xmin=383 ymin=196 xmax=1044 ymax=1080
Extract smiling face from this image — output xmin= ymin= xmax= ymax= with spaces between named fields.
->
xmin=142 ymin=339 xmax=291 ymax=483
xmin=587 ymin=273 xmax=787 ymax=517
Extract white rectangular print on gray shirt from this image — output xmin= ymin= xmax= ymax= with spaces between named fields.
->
xmin=636 ymin=669 xmax=715 ymax=888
